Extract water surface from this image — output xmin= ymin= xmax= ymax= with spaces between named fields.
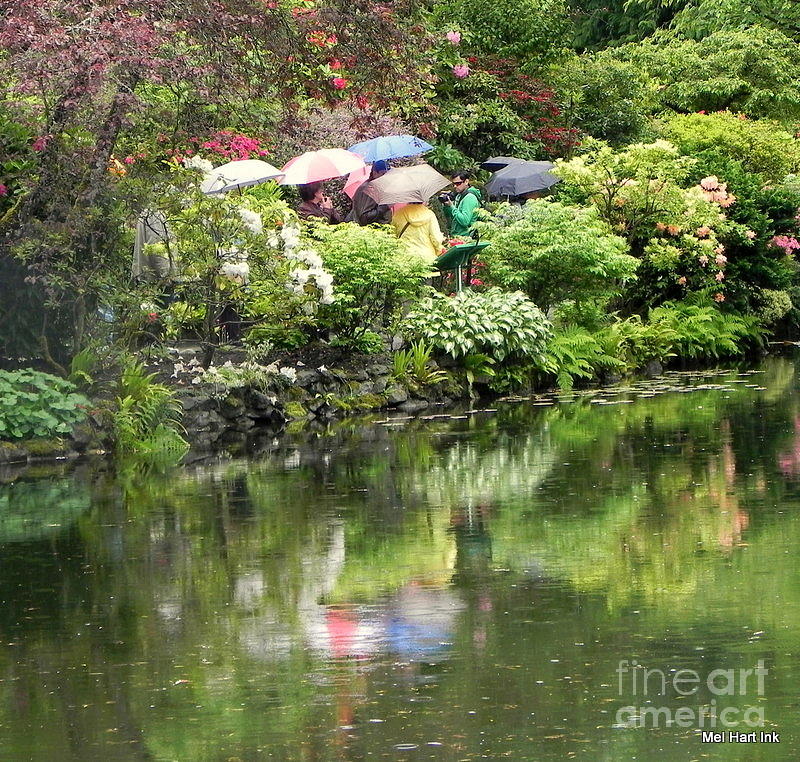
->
xmin=1 ymin=360 xmax=800 ymax=760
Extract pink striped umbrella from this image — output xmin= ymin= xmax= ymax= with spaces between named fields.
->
xmin=280 ymin=148 xmax=366 ymax=186
xmin=343 ymin=164 xmax=371 ymax=199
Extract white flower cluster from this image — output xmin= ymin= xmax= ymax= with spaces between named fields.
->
xmin=239 ymin=207 xmax=263 ymax=235
xmin=170 ymin=358 xmax=298 ymax=388
xmin=183 ymin=155 xmax=215 ymax=174
xmin=267 ymin=218 xmax=335 ymax=305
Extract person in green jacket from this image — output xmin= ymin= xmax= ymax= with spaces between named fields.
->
xmin=442 ymin=170 xmax=481 ymax=236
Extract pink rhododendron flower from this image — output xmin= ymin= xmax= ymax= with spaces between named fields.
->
xmin=714 ymin=245 xmax=725 ymax=255
xmin=0 ymin=184 xmax=7 ymax=196
xmin=678 ymin=276 xmax=687 ymax=285
xmin=699 ymin=255 xmax=709 ymax=266
xmin=332 ymin=77 xmax=348 ymax=89
xmin=446 ymin=31 xmax=461 ymax=45
xmin=666 ymin=224 xmax=681 ymax=236
xmin=123 ymin=156 xmax=135 ymax=164
xmin=329 ymin=58 xmax=343 ymax=70
xmin=771 ymin=235 xmax=800 ymax=253
xmin=714 ymin=292 xmax=725 ymax=302
xmin=715 ymin=254 xmax=727 ymax=266
xmin=452 ymin=63 xmax=470 ymax=78
xmin=695 ymin=226 xmax=711 ymax=238
xmin=700 ymin=176 xmax=719 ymax=191
xmin=655 ymin=222 xmax=667 ymax=231
xmin=715 ymin=270 xmax=725 ymax=281
xmin=718 ymin=194 xmax=735 ymax=208
xmin=745 ymin=230 xmax=757 ymax=240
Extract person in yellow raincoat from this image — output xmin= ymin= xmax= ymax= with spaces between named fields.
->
xmin=391 ymin=202 xmax=443 ymax=266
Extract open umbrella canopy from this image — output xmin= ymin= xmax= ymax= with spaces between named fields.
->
xmin=364 ymin=164 xmax=450 ymax=205
xmin=280 ymin=148 xmax=366 ymax=186
xmin=200 ymin=159 xmax=284 ymax=194
xmin=483 ymin=160 xmax=560 ymax=198
xmin=343 ymin=164 xmax=371 ymax=199
xmin=479 ymin=156 xmax=526 ymax=172
xmin=348 ymin=134 xmax=434 ymax=163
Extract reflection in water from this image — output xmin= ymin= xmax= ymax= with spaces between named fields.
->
xmin=0 ymin=359 xmax=799 ymax=759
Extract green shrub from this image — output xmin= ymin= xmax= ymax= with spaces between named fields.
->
xmin=648 ymin=302 xmax=765 ymax=359
xmin=402 ymin=287 xmax=552 ymax=365
xmin=480 ymin=200 xmax=638 ymax=310
xmin=0 ymin=369 xmax=90 ymax=440
xmin=307 ymin=223 xmax=430 ymax=344
xmin=660 ymin=112 xmax=800 ymax=182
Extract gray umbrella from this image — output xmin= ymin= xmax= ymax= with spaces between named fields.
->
xmin=484 ymin=160 xmax=560 ymax=198
xmin=479 ymin=156 xmax=526 ymax=172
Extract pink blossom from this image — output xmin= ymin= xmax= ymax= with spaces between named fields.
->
xmin=123 ymin=156 xmax=135 ymax=164
xmin=332 ymin=77 xmax=348 ymax=89
xmin=678 ymin=276 xmax=687 ymax=285
xmin=714 ymin=245 xmax=725 ymax=255
xmin=699 ymin=255 xmax=709 ymax=266
xmin=718 ymin=194 xmax=735 ymax=208
xmin=770 ymin=235 xmax=800 ymax=253
xmin=745 ymin=230 xmax=757 ymax=240
xmin=446 ymin=31 xmax=461 ymax=45
xmin=715 ymin=253 xmax=727 ymax=266
xmin=715 ymin=270 xmax=725 ymax=281
xmin=452 ymin=63 xmax=470 ymax=79
xmin=695 ymin=226 xmax=711 ymax=238
xmin=714 ymin=292 xmax=725 ymax=302
xmin=666 ymin=224 xmax=681 ymax=236
xmin=32 ymin=135 xmax=50 ymax=151
xmin=700 ymin=176 xmax=719 ymax=191
xmin=0 ymin=184 xmax=7 ymax=197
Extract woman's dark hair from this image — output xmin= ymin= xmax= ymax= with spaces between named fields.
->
xmin=451 ymin=170 xmax=471 ymax=183
xmin=298 ymin=182 xmax=322 ymax=202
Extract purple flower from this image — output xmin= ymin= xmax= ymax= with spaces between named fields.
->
xmin=452 ymin=63 xmax=470 ymax=79
xmin=446 ymin=31 xmax=461 ymax=45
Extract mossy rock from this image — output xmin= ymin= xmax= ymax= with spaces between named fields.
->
xmin=23 ymin=438 xmax=68 ymax=457
xmin=284 ymin=402 xmax=308 ymax=420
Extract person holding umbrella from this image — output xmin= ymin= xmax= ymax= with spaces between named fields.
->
xmin=348 ymin=160 xmax=392 ymax=225
xmin=297 ymin=181 xmax=344 ymax=224
xmin=442 ymin=170 xmax=482 ymax=236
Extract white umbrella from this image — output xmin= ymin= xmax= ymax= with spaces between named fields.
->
xmin=201 ymin=159 xmax=284 ymax=195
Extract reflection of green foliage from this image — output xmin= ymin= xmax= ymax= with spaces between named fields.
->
xmin=0 ymin=479 xmax=90 ymax=542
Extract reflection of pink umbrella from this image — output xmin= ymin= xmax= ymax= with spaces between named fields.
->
xmin=344 ymin=164 xmax=371 ymax=199
xmin=280 ymin=148 xmax=366 ymax=186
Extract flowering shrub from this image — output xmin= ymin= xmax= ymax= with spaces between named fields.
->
xmin=478 ymin=200 xmax=637 ymax=310
xmin=402 ymin=287 xmax=552 ymax=365
xmin=305 ymin=222 xmax=430 ymax=346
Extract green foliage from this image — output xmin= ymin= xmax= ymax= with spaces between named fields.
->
xmin=113 ymin=362 xmax=188 ymax=461
xmin=402 ymin=287 xmax=552 ymax=365
xmin=553 ymin=54 xmax=655 ymax=145
xmin=612 ymin=27 xmax=800 ymax=121
xmin=756 ymin=289 xmax=794 ymax=325
xmin=307 ymin=222 xmax=430 ymax=343
xmin=0 ymin=369 xmax=90 ymax=440
xmin=480 ymin=200 xmax=637 ymax=309
xmin=660 ymin=112 xmax=800 ymax=181
xmin=433 ymin=0 xmax=571 ymax=64
xmin=544 ymin=325 xmax=626 ymax=390
xmin=0 ymin=109 xmax=35 ymax=216
xmin=392 ymin=341 xmax=449 ymax=386
xmin=648 ymin=302 xmax=765 ymax=358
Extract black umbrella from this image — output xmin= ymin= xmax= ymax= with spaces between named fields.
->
xmin=483 ymin=160 xmax=560 ymax=198
xmin=479 ymin=156 xmax=526 ymax=172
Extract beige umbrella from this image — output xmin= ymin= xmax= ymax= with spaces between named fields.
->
xmin=364 ymin=164 xmax=450 ymax=205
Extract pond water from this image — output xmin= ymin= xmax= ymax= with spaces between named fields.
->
xmin=2 ymin=359 xmax=800 ymax=761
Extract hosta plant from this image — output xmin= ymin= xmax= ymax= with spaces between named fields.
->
xmin=402 ymin=287 xmax=552 ymax=366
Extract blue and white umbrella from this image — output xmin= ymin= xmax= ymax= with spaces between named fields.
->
xmin=348 ymin=134 xmax=434 ymax=163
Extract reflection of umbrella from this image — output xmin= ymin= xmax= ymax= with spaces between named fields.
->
xmin=479 ymin=156 xmax=526 ymax=172
xmin=364 ymin=164 xmax=449 ymax=205
xmin=349 ymin=134 xmax=434 ymax=163
xmin=200 ymin=159 xmax=284 ymax=194
xmin=280 ymin=149 xmax=366 ymax=186
xmin=484 ymin=160 xmax=560 ymax=197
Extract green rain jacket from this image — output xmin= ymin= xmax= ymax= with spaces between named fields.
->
xmin=444 ymin=186 xmax=481 ymax=236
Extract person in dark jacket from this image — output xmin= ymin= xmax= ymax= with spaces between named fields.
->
xmin=297 ymin=182 xmax=344 ymax=224
xmin=349 ymin=160 xmax=392 ymax=225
